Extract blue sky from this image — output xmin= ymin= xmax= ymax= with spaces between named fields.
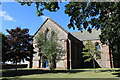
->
xmin=1 ymin=2 xmax=81 ymax=35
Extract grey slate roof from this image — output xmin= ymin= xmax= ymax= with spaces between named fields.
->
xmin=71 ymin=29 xmax=101 ymax=41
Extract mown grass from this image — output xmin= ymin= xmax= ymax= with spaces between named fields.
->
xmin=1 ymin=68 xmax=120 ymax=79
xmin=72 ymin=68 xmax=120 ymax=70
xmin=18 ymin=71 xmax=118 ymax=78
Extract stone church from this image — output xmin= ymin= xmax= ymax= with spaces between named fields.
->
xmin=32 ymin=18 xmax=112 ymax=69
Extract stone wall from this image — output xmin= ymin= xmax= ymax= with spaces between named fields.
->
xmin=33 ymin=18 xmax=68 ymax=69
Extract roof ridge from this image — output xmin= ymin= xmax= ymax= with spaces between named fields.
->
xmin=71 ymin=29 xmax=101 ymax=41
xmin=71 ymin=29 xmax=101 ymax=34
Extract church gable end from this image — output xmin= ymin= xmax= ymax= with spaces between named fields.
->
xmin=33 ymin=18 xmax=68 ymax=40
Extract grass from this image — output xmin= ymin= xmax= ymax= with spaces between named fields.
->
xmin=1 ymin=68 xmax=120 ymax=71
xmin=1 ymin=68 xmax=120 ymax=79
xmin=18 ymin=71 xmax=118 ymax=78
xmin=72 ymin=68 xmax=120 ymax=70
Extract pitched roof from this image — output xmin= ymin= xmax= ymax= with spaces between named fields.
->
xmin=33 ymin=18 xmax=101 ymax=41
xmin=33 ymin=18 xmax=69 ymax=37
xmin=71 ymin=29 xmax=101 ymax=41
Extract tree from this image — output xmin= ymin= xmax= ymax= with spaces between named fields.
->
xmin=17 ymin=1 xmax=119 ymax=30
xmin=6 ymin=27 xmax=33 ymax=70
xmin=83 ymin=40 xmax=101 ymax=72
xmin=0 ymin=32 xmax=2 ymax=63
xmin=65 ymin=2 xmax=120 ymax=67
xmin=42 ymin=35 xmax=63 ymax=70
xmin=35 ymin=32 xmax=45 ymax=68
xmin=35 ymin=31 xmax=63 ymax=70
xmin=16 ymin=1 xmax=60 ymax=16
xmin=0 ymin=32 xmax=11 ymax=63
xmin=100 ymin=25 xmax=120 ymax=68
xmin=2 ymin=33 xmax=10 ymax=63
xmin=0 ymin=32 xmax=2 ymax=61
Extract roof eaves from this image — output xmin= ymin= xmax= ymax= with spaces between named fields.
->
xmin=48 ymin=18 xmax=69 ymax=34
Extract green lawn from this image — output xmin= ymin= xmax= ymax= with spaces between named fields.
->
xmin=1 ymin=68 xmax=120 ymax=79
xmin=18 ymin=71 xmax=118 ymax=78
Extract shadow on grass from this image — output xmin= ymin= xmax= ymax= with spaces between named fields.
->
xmin=97 ymin=69 xmax=120 ymax=72
xmin=97 ymin=69 xmax=120 ymax=77
xmin=112 ymin=69 xmax=120 ymax=77
xmin=2 ymin=69 xmax=84 ymax=77
xmin=2 ymin=69 xmax=120 ymax=78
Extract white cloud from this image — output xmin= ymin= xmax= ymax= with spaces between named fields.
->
xmin=41 ymin=16 xmax=49 ymax=21
xmin=0 ymin=11 xmax=16 ymax=21
xmin=0 ymin=0 xmax=15 ymax=2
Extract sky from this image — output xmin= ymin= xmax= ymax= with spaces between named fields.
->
xmin=0 ymin=2 xmax=81 ymax=35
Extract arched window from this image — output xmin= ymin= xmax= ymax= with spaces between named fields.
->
xmin=97 ymin=44 xmax=100 ymax=50
xmin=45 ymin=28 xmax=57 ymax=41
xmin=46 ymin=31 xmax=50 ymax=40
xmin=51 ymin=31 xmax=57 ymax=39
xmin=45 ymin=28 xmax=51 ymax=40
xmin=95 ymin=42 xmax=101 ymax=59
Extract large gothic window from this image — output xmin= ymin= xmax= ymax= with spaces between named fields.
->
xmin=51 ymin=31 xmax=57 ymax=39
xmin=45 ymin=28 xmax=57 ymax=41
xmin=46 ymin=31 xmax=51 ymax=40
xmin=45 ymin=28 xmax=51 ymax=40
xmin=95 ymin=42 xmax=101 ymax=59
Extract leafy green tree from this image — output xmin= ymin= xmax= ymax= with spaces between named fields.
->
xmin=35 ymin=32 xmax=63 ymax=70
xmin=83 ymin=40 xmax=101 ymax=71
xmin=16 ymin=1 xmax=60 ymax=16
xmin=6 ymin=27 xmax=33 ymax=70
xmin=65 ymin=2 xmax=120 ymax=67
xmin=42 ymin=35 xmax=62 ymax=70
xmin=17 ymin=1 xmax=119 ymax=30
xmin=100 ymin=26 xmax=120 ymax=68
xmin=35 ymin=32 xmax=46 ymax=68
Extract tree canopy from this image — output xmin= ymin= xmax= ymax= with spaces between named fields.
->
xmin=2 ymin=33 xmax=10 ymax=63
xmin=17 ymin=1 xmax=60 ymax=16
xmin=17 ymin=1 xmax=119 ymax=30
xmin=5 ymin=27 xmax=33 ymax=64
xmin=35 ymin=31 xmax=63 ymax=70
xmin=83 ymin=40 xmax=101 ymax=70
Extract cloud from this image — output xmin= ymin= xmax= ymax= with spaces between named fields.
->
xmin=41 ymin=16 xmax=49 ymax=21
xmin=0 ymin=0 xmax=15 ymax=2
xmin=0 ymin=11 xmax=16 ymax=21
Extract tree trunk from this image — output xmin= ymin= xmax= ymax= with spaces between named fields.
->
xmin=39 ymin=55 xmax=42 ymax=68
xmin=109 ymin=43 xmax=113 ymax=68
xmin=15 ymin=61 xmax=17 ymax=71
xmin=3 ymin=62 xmax=5 ymax=64
xmin=93 ymin=59 xmax=96 ymax=72
xmin=29 ymin=57 xmax=33 ymax=68
xmin=49 ymin=60 xmax=52 ymax=70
